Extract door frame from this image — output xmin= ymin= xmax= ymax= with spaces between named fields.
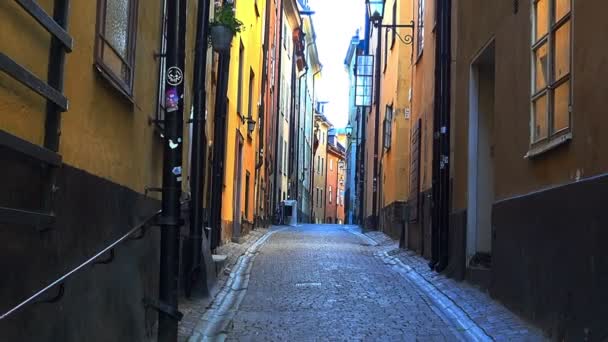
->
xmin=466 ymin=37 xmax=495 ymax=265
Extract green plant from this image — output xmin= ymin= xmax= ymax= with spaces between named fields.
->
xmin=210 ymin=3 xmax=245 ymax=35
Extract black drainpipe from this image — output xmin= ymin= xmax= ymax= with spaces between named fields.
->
xmin=157 ymin=0 xmax=186 ymax=339
xmin=186 ymin=0 xmax=211 ymax=298
xmin=255 ymin=0 xmax=271 ymax=228
xmin=210 ymin=51 xmax=231 ymax=250
xmin=372 ymin=23 xmax=382 ymax=230
xmin=272 ymin=1 xmax=284 ymax=218
xmin=430 ymin=0 xmax=452 ymax=272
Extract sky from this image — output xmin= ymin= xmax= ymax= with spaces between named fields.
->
xmin=307 ymin=0 xmax=365 ymax=128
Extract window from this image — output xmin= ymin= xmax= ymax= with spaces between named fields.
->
xmin=317 ymin=156 xmax=321 ymax=174
xmin=321 ymin=157 xmax=324 ymax=174
xmin=417 ymin=0 xmax=425 ymax=58
xmin=531 ymin=0 xmax=571 ymax=146
xmin=247 ymin=68 xmax=255 ymax=136
xmin=155 ymin=0 xmax=168 ymax=130
xmin=245 ymin=171 xmax=250 ymax=219
xmin=237 ymin=41 xmax=245 ymax=116
xmin=278 ymin=137 xmax=283 ymax=173
xmin=383 ymin=28 xmax=388 ymax=73
xmin=283 ymin=140 xmax=287 ymax=175
xmin=329 ymin=186 xmax=332 ymax=204
xmin=383 ymin=105 xmax=393 ymax=150
xmin=330 ymin=159 xmax=334 ymax=171
xmin=95 ymin=0 xmax=139 ymax=97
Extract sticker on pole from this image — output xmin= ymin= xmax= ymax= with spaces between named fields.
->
xmin=166 ymin=88 xmax=179 ymax=112
xmin=172 ymin=166 xmax=182 ymax=176
xmin=167 ymin=66 xmax=183 ymax=86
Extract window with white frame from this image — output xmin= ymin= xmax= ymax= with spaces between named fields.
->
xmin=531 ymin=0 xmax=571 ymax=144
xmin=417 ymin=0 xmax=425 ymax=58
xmin=383 ymin=105 xmax=393 ymax=150
xmin=329 ymin=186 xmax=332 ymax=204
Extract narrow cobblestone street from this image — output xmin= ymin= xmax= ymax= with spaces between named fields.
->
xmin=187 ymin=225 xmax=545 ymax=341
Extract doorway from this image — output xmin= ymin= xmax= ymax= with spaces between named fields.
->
xmin=233 ymin=132 xmax=244 ymax=242
xmin=467 ymin=40 xmax=495 ymax=269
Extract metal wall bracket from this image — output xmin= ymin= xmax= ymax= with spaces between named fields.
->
xmin=144 ymin=186 xmax=163 ymax=197
xmin=129 ymin=226 xmax=148 ymax=241
xmin=143 ymin=298 xmax=183 ymax=321
xmin=34 ymin=283 xmax=64 ymax=304
xmin=93 ymin=249 xmax=115 ymax=265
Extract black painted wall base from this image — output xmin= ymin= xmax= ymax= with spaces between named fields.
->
xmin=379 ymin=201 xmax=408 ymax=241
xmin=0 ymin=153 xmax=161 ymax=341
xmin=492 ymin=174 xmax=608 ymax=341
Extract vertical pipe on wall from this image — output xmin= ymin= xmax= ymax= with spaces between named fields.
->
xmin=210 ymin=52 xmax=231 ymax=249
xmin=430 ymin=0 xmax=452 ymax=272
xmin=158 ymin=0 xmax=186 ymax=339
xmin=273 ymin=2 xmax=284 ymax=220
xmin=372 ymin=23 xmax=382 ymax=230
xmin=44 ymin=0 xmax=69 ymax=152
xmin=186 ymin=0 xmax=211 ymax=298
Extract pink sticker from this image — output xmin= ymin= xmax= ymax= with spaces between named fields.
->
xmin=166 ymin=88 xmax=179 ymax=112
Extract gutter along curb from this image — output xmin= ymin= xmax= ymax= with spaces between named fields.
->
xmin=188 ymin=227 xmax=286 ymax=342
xmin=347 ymin=227 xmax=493 ymax=342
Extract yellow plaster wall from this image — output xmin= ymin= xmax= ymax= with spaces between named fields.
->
xmin=0 ymin=1 xmax=204 ymax=196
xmin=221 ymin=0 xmax=266 ymax=236
xmin=379 ymin=0 xmax=414 ymax=210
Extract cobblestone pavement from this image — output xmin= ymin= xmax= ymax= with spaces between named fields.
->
xmin=178 ymin=228 xmax=269 ymax=341
xmin=187 ymin=224 xmax=546 ymax=341
xmin=362 ymin=231 xmax=546 ymax=341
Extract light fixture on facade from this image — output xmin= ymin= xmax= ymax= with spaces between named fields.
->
xmin=366 ymin=0 xmax=385 ymax=24
xmin=246 ymin=114 xmax=256 ymax=134
xmin=345 ymin=123 xmax=353 ymax=137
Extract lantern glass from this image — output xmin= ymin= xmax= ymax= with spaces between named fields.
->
xmin=366 ymin=0 xmax=385 ymax=22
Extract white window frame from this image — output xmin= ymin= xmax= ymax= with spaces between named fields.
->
xmin=529 ymin=0 xmax=572 ymax=153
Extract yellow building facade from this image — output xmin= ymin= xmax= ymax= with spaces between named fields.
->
xmin=312 ymin=113 xmax=330 ymax=223
xmin=221 ymin=0 xmax=266 ymax=243
xmin=378 ymin=0 xmax=414 ymax=239
xmin=363 ymin=0 xmax=413 ymax=238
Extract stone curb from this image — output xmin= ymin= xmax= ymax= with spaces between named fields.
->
xmin=346 ymin=227 xmax=493 ymax=342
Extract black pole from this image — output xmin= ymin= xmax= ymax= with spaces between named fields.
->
xmin=372 ymin=23 xmax=382 ymax=230
xmin=210 ymin=52 xmax=231 ymax=249
xmin=158 ymin=0 xmax=186 ymax=339
xmin=437 ymin=0 xmax=452 ymax=271
xmin=186 ymin=0 xmax=211 ymax=298
xmin=358 ymin=106 xmax=366 ymax=226
xmin=273 ymin=0 xmax=285 ymax=220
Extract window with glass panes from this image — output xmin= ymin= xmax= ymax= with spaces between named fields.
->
xmin=531 ymin=0 xmax=571 ymax=144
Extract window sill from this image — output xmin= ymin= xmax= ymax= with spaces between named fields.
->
xmin=94 ymin=63 xmax=135 ymax=104
xmin=524 ymin=132 xmax=572 ymax=159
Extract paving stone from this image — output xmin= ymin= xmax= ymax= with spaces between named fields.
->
xmin=182 ymin=224 xmax=547 ymax=341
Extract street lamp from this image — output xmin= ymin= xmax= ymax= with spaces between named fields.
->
xmin=246 ymin=115 xmax=256 ymax=134
xmin=345 ymin=123 xmax=353 ymax=137
xmin=366 ymin=0 xmax=385 ymax=25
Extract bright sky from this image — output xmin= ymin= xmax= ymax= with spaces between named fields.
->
xmin=307 ymin=0 xmax=365 ymax=128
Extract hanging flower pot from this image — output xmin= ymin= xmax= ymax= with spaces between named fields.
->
xmin=209 ymin=3 xmax=244 ymax=52
xmin=210 ymin=25 xmax=234 ymax=52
